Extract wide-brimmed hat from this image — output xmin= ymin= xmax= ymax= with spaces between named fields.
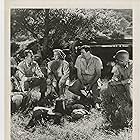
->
xmin=53 ymin=49 xmax=66 ymax=60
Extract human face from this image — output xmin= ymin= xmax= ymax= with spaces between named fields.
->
xmin=80 ymin=49 xmax=87 ymax=58
xmin=53 ymin=52 xmax=59 ymax=60
xmin=115 ymin=54 xmax=129 ymax=66
xmin=26 ymin=53 xmax=34 ymax=63
xmin=80 ymin=49 xmax=90 ymax=59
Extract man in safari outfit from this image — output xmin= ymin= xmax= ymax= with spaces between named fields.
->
xmin=69 ymin=45 xmax=103 ymax=107
xmin=18 ymin=50 xmax=47 ymax=99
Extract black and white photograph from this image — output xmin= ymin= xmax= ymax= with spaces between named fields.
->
xmin=10 ymin=9 xmax=133 ymax=140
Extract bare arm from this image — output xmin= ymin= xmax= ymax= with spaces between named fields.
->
xmin=75 ymin=56 xmax=84 ymax=86
xmin=109 ymin=78 xmax=132 ymax=86
xmin=87 ymin=59 xmax=102 ymax=90
xmin=59 ymin=61 xmax=70 ymax=87
xmin=77 ymin=69 xmax=84 ymax=86
xmin=60 ymin=62 xmax=69 ymax=82
xmin=35 ymin=62 xmax=44 ymax=78
xmin=90 ymin=69 xmax=101 ymax=86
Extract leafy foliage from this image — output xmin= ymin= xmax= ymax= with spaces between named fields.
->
xmin=11 ymin=9 xmax=132 ymax=50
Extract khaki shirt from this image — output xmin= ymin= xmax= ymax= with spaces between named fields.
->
xmin=111 ymin=60 xmax=133 ymax=100
xmin=112 ymin=60 xmax=133 ymax=82
xmin=18 ymin=60 xmax=44 ymax=81
xmin=48 ymin=60 xmax=70 ymax=86
xmin=75 ymin=54 xmax=103 ymax=83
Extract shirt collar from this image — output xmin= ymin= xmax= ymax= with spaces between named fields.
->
xmin=81 ymin=53 xmax=92 ymax=60
xmin=122 ymin=60 xmax=131 ymax=69
xmin=25 ymin=60 xmax=32 ymax=67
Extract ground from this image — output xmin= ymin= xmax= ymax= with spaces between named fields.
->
xmin=11 ymin=89 xmax=132 ymax=140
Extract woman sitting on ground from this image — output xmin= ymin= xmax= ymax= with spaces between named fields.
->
xmin=47 ymin=49 xmax=70 ymax=98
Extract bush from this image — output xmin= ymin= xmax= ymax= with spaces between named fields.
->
xmin=100 ymin=83 xmax=132 ymax=130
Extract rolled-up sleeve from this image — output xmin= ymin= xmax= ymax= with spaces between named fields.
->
xmin=95 ymin=58 xmax=103 ymax=71
xmin=75 ymin=56 xmax=81 ymax=69
xmin=35 ymin=62 xmax=44 ymax=77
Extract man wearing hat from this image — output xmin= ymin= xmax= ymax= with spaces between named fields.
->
xmin=100 ymin=50 xmax=132 ymax=127
xmin=108 ymin=50 xmax=133 ymax=105
xmin=47 ymin=49 xmax=69 ymax=97
xmin=17 ymin=50 xmax=47 ymax=99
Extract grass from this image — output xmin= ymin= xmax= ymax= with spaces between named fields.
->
xmin=11 ymin=90 xmax=132 ymax=140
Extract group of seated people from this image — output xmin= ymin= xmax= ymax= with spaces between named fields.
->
xmin=11 ymin=45 xmax=132 ymax=114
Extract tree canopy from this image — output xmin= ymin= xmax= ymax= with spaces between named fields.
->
xmin=11 ymin=9 xmax=132 ymax=50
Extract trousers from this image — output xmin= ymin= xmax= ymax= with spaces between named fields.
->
xmin=68 ymin=79 xmax=100 ymax=103
xmin=24 ymin=77 xmax=47 ymax=98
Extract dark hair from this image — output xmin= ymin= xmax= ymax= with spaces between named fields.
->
xmin=24 ymin=50 xmax=33 ymax=58
xmin=80 ymin=45 xmax=91 ymax=52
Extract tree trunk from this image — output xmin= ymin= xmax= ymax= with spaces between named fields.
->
xmin=43 ymin=9 xmax=50 ymax=49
